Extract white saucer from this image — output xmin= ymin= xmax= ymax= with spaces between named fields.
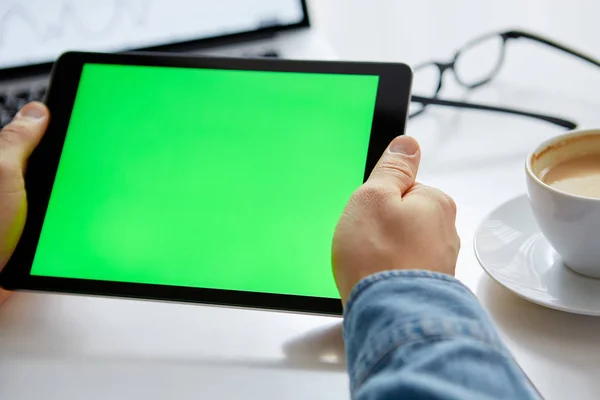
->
xmin=474 ymin=195 xmax=600 ymax=316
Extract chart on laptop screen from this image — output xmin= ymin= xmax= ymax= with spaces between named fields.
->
xmin=0 ymin=0 xmax=304 ymax=69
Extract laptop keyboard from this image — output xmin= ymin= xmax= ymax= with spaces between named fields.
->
xmin=0 ymin=88 xmax=46 ymax=127
xmin=0 ymin=50 xmax=279 ymax=129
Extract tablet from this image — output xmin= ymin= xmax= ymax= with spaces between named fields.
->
xmin=0 ymin=52 xmax=412 ymax=315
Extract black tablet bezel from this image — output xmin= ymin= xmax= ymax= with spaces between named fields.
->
xmin=0 ymin=52 xmax=412 ymax=315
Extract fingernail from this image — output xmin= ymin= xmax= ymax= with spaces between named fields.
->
xmin=17 ymin=102 xmax=47 ymax=121
xmin=389 ymin=136 xmax=418 ymax=155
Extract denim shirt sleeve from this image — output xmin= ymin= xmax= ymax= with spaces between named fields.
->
xmin=343 ymin=270 xmax=541 ymax=400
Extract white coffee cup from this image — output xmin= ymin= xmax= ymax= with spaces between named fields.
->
xmin=526 ymin=129 xmax=600 ymax=278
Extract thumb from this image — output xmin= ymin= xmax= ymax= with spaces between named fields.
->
xmin=0 ymin=102 xmax=49 ymax=190
xmin=366 ymin=135 xmax=421 ymax=196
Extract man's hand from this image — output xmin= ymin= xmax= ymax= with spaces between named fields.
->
xmin=0 ymin=102 xmax=49 ymax=303
xmin=332 ymin=135 xmax=460 ymax=305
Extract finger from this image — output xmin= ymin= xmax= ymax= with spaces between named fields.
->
xmin=366 ymin=135 xmax=421 ymax=196
xmin=405 ymin=183 xmax=458 ymax=222
xmin=0 ymin=102 xmax=49 ymax=169
xmin=0 ymin=288 xmax=10 ymax=305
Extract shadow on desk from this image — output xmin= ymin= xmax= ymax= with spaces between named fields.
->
xmin=0 ymin=293 xmax=346 ymax=373
xmin=478 ymin=275 xmax=600 ymax=372
xmin=282 ymin=321 xmax=346 ymax=370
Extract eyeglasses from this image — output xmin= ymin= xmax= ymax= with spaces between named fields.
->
xmin=409 ymin=30 xmax=600 ymax=129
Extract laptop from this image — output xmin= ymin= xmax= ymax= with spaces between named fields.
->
xmin=0 ymin=0 xmax=333 ymax=128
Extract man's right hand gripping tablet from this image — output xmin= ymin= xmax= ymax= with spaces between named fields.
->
xmin=332 ymin=135 xmax=540 ymax=400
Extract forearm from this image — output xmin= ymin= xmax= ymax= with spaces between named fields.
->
xmin=343 ymin=270 xmax=540 ymax=400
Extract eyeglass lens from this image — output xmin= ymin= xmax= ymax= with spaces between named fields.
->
xmin=454 ymin=35 xmax=505 ymax=87
xmin=410 ymin=34 xmax=506 ymax=117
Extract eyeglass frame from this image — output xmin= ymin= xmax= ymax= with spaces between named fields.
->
xmin=409 ymin=29 xmax=600 ymax=129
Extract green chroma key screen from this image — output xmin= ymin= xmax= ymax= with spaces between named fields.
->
xmin=31 ymin=63 xmax=379 ymax=299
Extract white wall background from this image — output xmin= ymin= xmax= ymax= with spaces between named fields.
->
xmin=309 ymin=0 xmax=600 ymax=64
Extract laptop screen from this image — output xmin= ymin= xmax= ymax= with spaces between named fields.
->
xmin=0 ymin=0 xmax=306 ymax=70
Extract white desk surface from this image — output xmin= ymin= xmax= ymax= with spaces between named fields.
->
xmin=2 ymin=1 xmax=600 ymax=399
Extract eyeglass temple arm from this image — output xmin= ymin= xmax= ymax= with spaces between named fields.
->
xmin=411 ymin=95 xmax=577 ymax=130
xmin=504 ymin=30 xmax=600 ymax=68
